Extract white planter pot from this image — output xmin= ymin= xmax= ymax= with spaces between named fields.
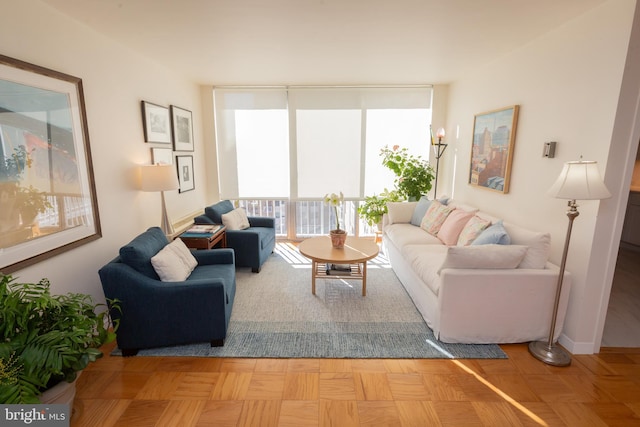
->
xmin=39 ymin=371 xmax=81 ymax=405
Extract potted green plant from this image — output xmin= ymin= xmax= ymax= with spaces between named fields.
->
xmin=0 ymin=274 xmax=118 ymax=404
xmin=323 ymin=191 xmax=346 ymax=248
xmin=380 ymin=145 xmax=435 ymax=201
xmin=357 ymin=189 xmax=402 ymax=230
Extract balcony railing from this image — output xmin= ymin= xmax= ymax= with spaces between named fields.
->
xmin=238 ymin=199 xmax=377 ymax=239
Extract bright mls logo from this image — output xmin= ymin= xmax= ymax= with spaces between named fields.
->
xmin=1 ymin=405 xmax=69 ymax=426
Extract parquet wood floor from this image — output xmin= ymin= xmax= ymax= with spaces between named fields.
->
xmin=72 ymin=342 xmax=640 ymax=426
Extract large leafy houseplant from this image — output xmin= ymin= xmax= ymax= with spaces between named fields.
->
xmin=0 ymin=274 xmax=118 ymax=403
xmin=357 ymin=189 xmax=402 ymax=229
xmin=380 ymin=145 xmax=435 ymax=201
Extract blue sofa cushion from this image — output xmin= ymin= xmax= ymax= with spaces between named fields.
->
xmin=205 ymin=200 xmax=235 ymax=223
xmin=119 ymin=227 xmax=169 ymax=280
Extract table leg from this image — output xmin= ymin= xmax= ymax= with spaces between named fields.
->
xmin=362 ymin=261 xmax=367 ymax=296
xmin=311 ymin=260 xmax=317 ymax=295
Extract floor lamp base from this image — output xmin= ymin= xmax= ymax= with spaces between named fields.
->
xmin=528 ymin=340 xmax=571 ymax=367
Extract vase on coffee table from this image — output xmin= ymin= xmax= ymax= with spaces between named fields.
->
xmin=330 ymin=229 xmax=347 ymax=249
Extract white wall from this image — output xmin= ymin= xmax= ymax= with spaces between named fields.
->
xmin=0 ymin=1 xmax=209 ymax=303
xmin=444 ymin=0 xmax=637 ymax=353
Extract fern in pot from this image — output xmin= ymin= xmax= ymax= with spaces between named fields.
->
xmin=0 ymin=274 xmax=118 ymax=404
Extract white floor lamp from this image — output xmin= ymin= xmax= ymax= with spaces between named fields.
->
xmin=528 ymin=158 xmax=611 ymax=366
xmin=139 ymin=164 xmax=179 ymax=236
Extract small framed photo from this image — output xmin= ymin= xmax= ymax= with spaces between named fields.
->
xmin=469 ymin=105 xmax=519 ymax=194
xmin=141 ymin=101 xmax=171 ymax=143
xmin=171 ymin=105 xmax=194 ymax=151
xmin=151 ymin=147 xmax=173 ymax=165
xmin=176 ymin=155 xmax=195 ymax=193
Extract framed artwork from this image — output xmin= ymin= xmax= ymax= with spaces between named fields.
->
xmin=151 ymin=147 xmax=173 ymax=165
xmin=469 ymin=105 xmax=519 ymax=194
xmin=176 ymin=155 xmax=194 ymax=193
xmin=141 ymin=101 xmax=171 ymax=143
xmin=171 ymin=105 xmax=194 ymax=151
xmin=0 ymin=54 xmax=101 ymax=273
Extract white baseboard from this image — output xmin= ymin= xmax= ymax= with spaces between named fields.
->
xmin=558 ymin=334 xmax=596 ymax=355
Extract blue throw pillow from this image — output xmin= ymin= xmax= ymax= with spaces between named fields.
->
xmin=471 ymin=220 xmax=511 ymax=245
xmin=410 ymin=196 xmax=450 ymax=226
xmin=410 ymin=197 xmax=432 ymax=226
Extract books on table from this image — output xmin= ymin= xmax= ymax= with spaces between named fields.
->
xmin=184 ymin=225 xmax=221 ymax=235
xmin=326 ymin=263 xmax=352 ymax=276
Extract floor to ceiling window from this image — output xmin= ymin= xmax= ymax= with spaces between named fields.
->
xmin=214 ymin=86 xmax=433 ymax=239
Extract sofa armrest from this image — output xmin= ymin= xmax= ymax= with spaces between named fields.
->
xmin=193 ymin=248 xmax=235 ymax=265
xmin=382 ymin=213 xmax=390 ymax=232
xmin=248 ymin=216 xmax=275 ymax=228
xmin=194 ymin=215 xmax=215 ymax=224
xmin=436 ymin=265 xmax=571 ymax=343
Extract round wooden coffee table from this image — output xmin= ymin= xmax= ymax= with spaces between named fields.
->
xmin=298 ymin=236 xmax=379 ymax=296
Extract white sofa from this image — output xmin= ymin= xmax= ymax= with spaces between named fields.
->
xmin=382 ymin=198 xmax=571 ymax=344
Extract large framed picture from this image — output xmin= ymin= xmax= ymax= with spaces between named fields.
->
xmin=0 ymin=54 xmax=101 ymax=273
xmin=141 ymin=101 xmax=171 ymax=143
xmin=176 ymin=155 xmax=194 ymax=193
xmin=469 ymin=105 xmax=519 ymax=194
xmin=171 ymin=105 xmax=194 ymax=151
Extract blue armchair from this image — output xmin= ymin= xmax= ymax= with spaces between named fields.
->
xmin=194 ymin=200 xmax=276 ymax=273
xmin=98 ymin=227 xmax=236 ymax=356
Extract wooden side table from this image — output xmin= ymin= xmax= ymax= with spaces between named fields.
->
xmin=178 ymin=225 xmax=227 ymax=250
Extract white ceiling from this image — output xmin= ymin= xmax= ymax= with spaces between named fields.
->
xmin=42 ymin=0 xmax=606 ymax=86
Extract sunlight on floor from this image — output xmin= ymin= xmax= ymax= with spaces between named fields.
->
xmin=452 ymin=361 xmax=548 ymax=426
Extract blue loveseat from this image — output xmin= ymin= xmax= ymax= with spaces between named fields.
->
xmin=195 ymin=200 xmax=276 ymax=273
xmin=98 ymin=227 xmax=236 ymax=356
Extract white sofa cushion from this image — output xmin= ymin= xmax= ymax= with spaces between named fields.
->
xmin=387 ymin=202 xmax=418 ymax=224
xmin=438 ymin=244 xmax=528 ymax=273
xmin=402 ymin=244 xmax=449 ymax=295
xmin=385 ymin=223 xmax=441 ymax=247
xmin=503 ymin=223 xmax=551 ymax=269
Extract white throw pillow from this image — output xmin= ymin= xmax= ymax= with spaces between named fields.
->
xmin=438 ymin=244 xmax=528 ymax=274
xmin=386 ymin=202 xmax=418 ymax=224
xmin=221 ymin=207 xmax=250 ymax=230
xmin=151 ymin=238 xmax=198 ymax=281
xmin=504 ymin=224 xmax=551 ymax=269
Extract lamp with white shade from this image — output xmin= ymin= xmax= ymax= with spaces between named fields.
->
xmin=139 ymin=164 xmax=179 ymax=236
xmin=528 ymin=158 xmax=611 ymax=366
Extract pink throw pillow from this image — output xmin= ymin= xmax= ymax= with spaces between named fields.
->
xmin=437 ymin=209 xmax=475 ymax=245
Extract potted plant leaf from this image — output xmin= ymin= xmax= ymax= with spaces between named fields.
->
xmin=0 ymin=274 xmax=118 ymax=404
xmin=380 ymin=145 xmax=435 ymax=201
xmin=357 ymin=188 xmax=402 ymax=230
